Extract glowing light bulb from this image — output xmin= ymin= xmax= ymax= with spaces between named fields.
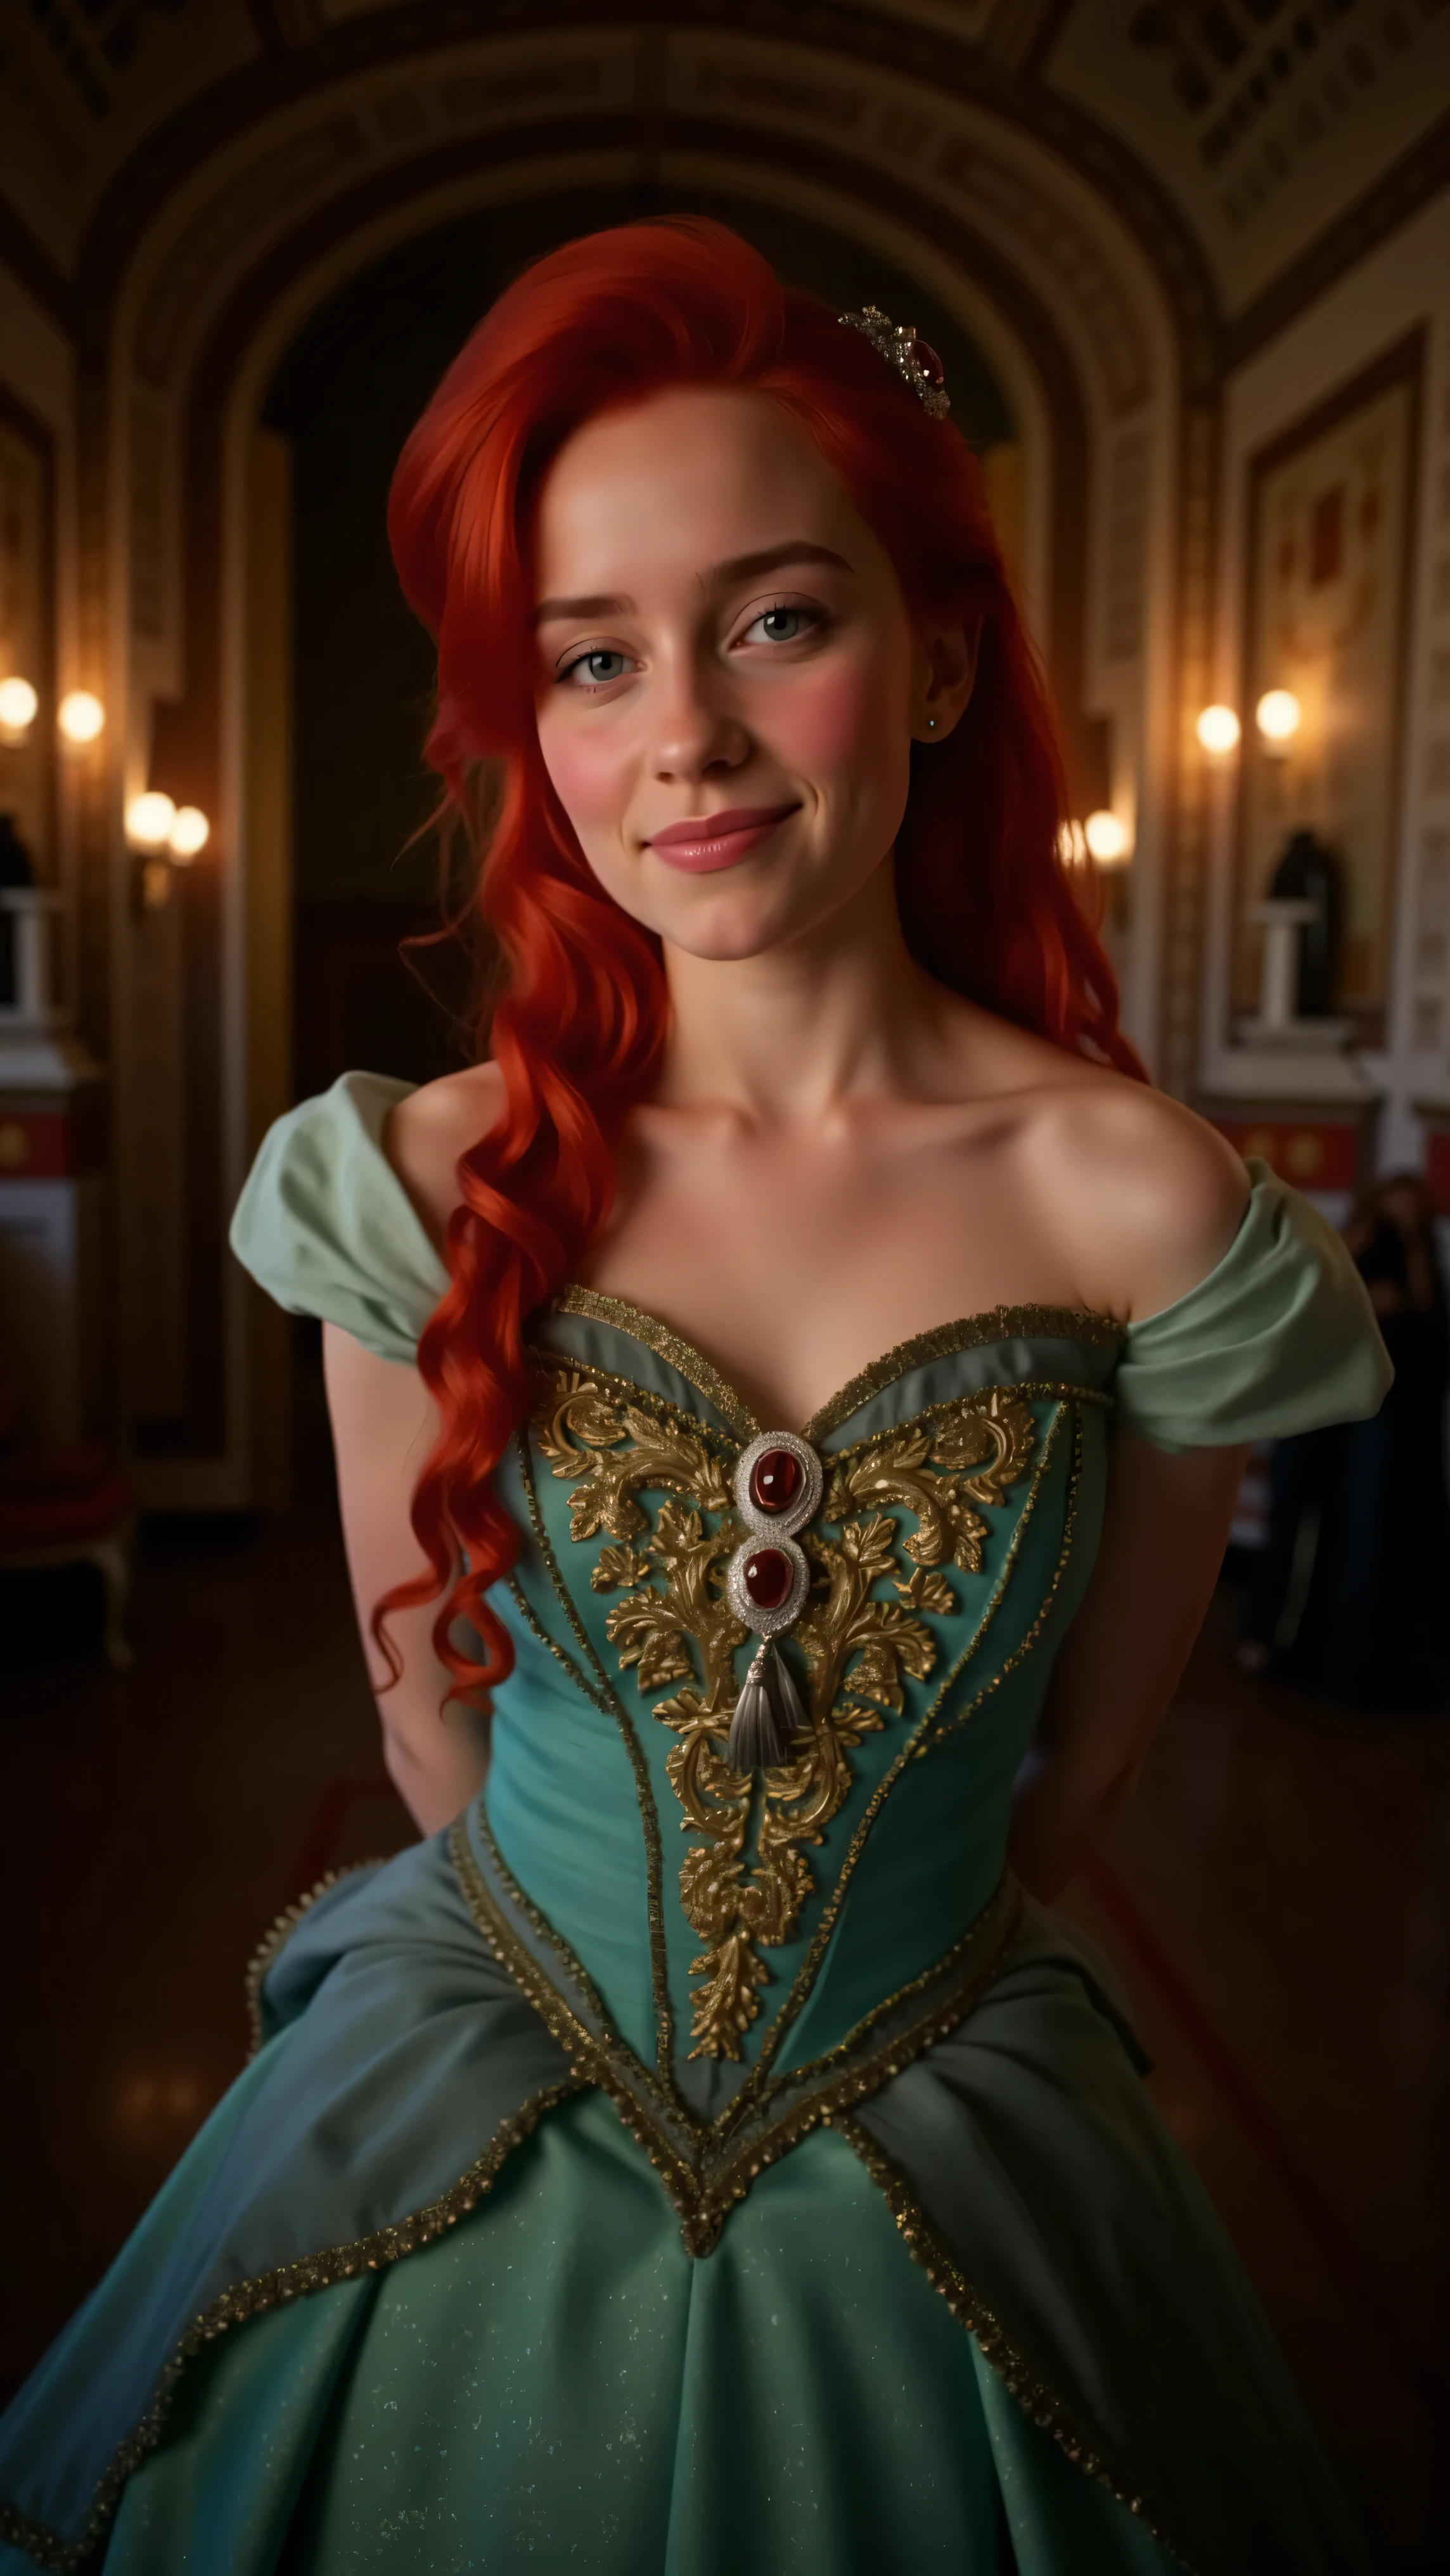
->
xmin=1255 ymin=688 xmax=1301 ymax=745
xmin=1196 ymin=704 xmax=1241 ymax=756
xmin=0 ymin=676 xmax=39 ymax=737
xmin=57 ymin=689 xmax=105 ymax=745
xmin=168 ymin=805 xmax=209 ymax=861
xmin=1084 ymin=809 xmax=1131 ymax=865
xmin=125 ymin=791 xmax=177 ymax=850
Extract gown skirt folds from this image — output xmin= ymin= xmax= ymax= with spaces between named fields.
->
xmin=0 ymin=1074 xmax=1393 ymax=2576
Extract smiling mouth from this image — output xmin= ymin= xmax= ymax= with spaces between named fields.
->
xmin=646 ymin=802 xmax=800 ymax=873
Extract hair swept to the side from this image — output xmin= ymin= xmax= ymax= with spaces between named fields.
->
xmin=380 ymin=213 xmax=1144 ymax=1703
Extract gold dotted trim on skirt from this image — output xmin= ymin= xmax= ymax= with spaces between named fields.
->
xmin=835 ymin=2114 xmax=1200 ymax=2575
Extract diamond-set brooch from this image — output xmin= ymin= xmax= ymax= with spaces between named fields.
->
xmin=724 ymin=1431 xmax=823 ymax=1772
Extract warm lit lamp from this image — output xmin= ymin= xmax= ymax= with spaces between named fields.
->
xmin=1195 ymin=704 xmax=1241 ymax=756
xmin=1255 ymin=688 xmax=1301 ymax=750
xmin=1056 ymin=820 xmax=1087 ymax=866
xmin=57 ymin=690 xmax=105 ymax=745
xmin=125 ymin=791 xmax=177 ymax=850
xmin=0 ymin=676 xmax=39 ymax=742
xmin=1084 ymin=809 xmax=1131 ymax=866
xmin=167 ymin=805 xmax=210 ymax=862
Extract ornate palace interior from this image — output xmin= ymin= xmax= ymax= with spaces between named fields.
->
xmin=1 ymin=6 xmax=1447 ymax=2570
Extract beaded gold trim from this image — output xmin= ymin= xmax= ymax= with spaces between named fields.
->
xmin=468 ymin=1798 xmax=680 ymax=2128
xmin=0 ymin=2075 xmax=584 ymax=2576
xmin=802 ymin=1306 xmax=1122 ymax=1442
xmin=451 ymin=1812 xmax=1023 ymax=2258
xmin=514 ymin=1426 xmax=681 ymax=2097
xmin=467 ymin=1791 xmax=1032 ymax=2153
xmin=243 ymin=1862 xmax=385 ymax=2061
xmin=551 ymin=1285 xmax=759 ymax=1434
xmin=527 ymin=1345 xmax=744 ymax=1463
xmin=549 ymin=1282 xmax=1122 ymax=1442
xmin=504 ymin=1573 xmax=624 ymax=1723
xmin=827 ymin=1379 xmax=1110 ymax=1467
xmin=740 ymin=1864 xmax=1025 ymax=2122
xmin=835 ymin=2115 xmax=1198 ymax=2573
xmin=916 ymin=1399 xmax=1074 ymax=1739
xmin=467 ymin=1795 xmax=1042 ymax=2165
xmin=932 ymin=1406 xmax=1086 ymax=1743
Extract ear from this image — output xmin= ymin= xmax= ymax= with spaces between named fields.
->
xmin=911 ymin=617 xmax=982 ymax=744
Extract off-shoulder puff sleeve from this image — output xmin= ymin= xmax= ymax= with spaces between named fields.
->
xmin=1114 ymin=1159 xmax=1392 ymax=1452
xmin=229 ymin=1072 xmax=449 ymax=1365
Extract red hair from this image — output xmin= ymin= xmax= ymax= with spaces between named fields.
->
xmin=381 ymin=216 xmax=1142 ymax=1701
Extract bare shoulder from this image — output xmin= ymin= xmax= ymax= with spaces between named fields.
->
xmin=1022 ymin=1057 xmax=1249 ymax=1321
xmin=383 ymin=1062 xmax=505 ymax=1246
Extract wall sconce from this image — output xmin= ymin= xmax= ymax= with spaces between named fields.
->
xmin=1084 ymin=809 xmax=1131 ymax=866
xmin=127 ymin=792 xmax=210 ymax=911
xmin=0 ymin=676 xmax=39 ymax=744
xmin=1196 ymin=704 xmax=1241 ymax=757
xmin=57 ymin=690 xmax=105 ymax=746
xmin=1255 ymin=689 xmax=1302 ymax=754
xmin=167 ymin=805 xmax=209 ymax=862
xmin=125 ymin=791 xmax=177 ymax=851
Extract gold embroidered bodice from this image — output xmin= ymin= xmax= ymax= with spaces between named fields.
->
xmin=482 ymin=1290 xmax=1120 ymax=2115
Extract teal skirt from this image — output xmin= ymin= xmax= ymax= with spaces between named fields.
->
xmin=96 ymin=2096 xmax=1182 ymax=2575
xmin=0 ymin=1840 xmax=1370 ymax=2576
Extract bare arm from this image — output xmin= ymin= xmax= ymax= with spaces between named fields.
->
xmin=323 ymin=1320 xmax=490 ymax=1836
xmin=1007 ymin=1430 xmax=1248 ymax=1902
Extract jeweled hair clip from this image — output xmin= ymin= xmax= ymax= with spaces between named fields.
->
xmin=838 ymin=304 xmax=951 ymax=418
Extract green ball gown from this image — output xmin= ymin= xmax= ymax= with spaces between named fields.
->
xmin=1 ymin=1074 xmax=1391 ymax=2576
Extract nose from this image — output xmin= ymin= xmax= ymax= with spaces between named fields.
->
xmin=650 ymin=647 xmax=751 ymax=786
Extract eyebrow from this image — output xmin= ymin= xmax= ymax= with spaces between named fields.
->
xmin=532 ymin=540 xmax=854 ymax=628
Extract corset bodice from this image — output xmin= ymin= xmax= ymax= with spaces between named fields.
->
xmin=482 ymin=1291 xmax=1122 ymax=2118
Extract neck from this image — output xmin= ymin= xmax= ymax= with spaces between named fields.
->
xmin=657 ymin=860 xmax=944 ymax=1119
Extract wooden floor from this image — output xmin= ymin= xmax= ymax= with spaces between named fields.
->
xmin=2 ymin=1424 xmax=1447 ymax=2572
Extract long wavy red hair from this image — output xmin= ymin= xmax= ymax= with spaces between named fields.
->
xmin=380 ymin=215 xmax=1142 ymax=1703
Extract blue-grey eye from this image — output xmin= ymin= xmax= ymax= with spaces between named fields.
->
xmin=745 ymin=607 xmax=812 ymax=644
xmin=565 ymin=648 xmax=630 ymax=686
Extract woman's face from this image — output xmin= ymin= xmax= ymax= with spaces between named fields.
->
xmin=532 ymin=386 xmax=946 ymax=962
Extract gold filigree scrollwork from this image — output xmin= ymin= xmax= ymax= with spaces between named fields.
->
xmin=532 ymin=1366 xmax=1038 ymax=2063
xmin=534 ymin=1368 xmax=735 ymax=1542
xmin=822 ymin=1387 xmax=1037 ymax=1575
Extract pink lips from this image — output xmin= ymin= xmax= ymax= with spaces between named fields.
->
xmin=646 ymin=802 xmax=800 ymax=872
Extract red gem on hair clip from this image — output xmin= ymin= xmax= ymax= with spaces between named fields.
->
xmin=911 ymin=338 xmax=945 ymax=389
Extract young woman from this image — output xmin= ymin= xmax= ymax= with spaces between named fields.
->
xmin=1 ymin=218 xmax=1389 ymax=2575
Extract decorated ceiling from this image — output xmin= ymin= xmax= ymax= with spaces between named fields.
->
xmin=3 ymin=0 xmax=1446 ymax=327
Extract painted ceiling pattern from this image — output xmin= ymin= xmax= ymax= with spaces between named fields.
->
xmin=3 ymin=0 xmax=1444 ymax=318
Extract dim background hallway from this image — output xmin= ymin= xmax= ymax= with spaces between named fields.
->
xmin=3 ymin=1340 xmax=1446 ymax=2575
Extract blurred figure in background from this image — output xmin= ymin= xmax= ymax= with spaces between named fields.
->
xmin=1241 ymin=1175 xmax=1449 ymax=1708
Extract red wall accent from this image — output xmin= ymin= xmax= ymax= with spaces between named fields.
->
xmin=1424 ymin=1128 xmax=1450 ymax=1216
xmin=0 ymin=1093 xmax=108 ymax=1180
xmin=1209 ymin=1116 xmax=1360 ymax=1192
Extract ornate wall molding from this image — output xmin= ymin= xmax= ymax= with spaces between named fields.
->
xmin=1225 ymin=108 xmax=1450 ymax=373
xmin=8 ymin=0 xmax=1440 ymax=378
